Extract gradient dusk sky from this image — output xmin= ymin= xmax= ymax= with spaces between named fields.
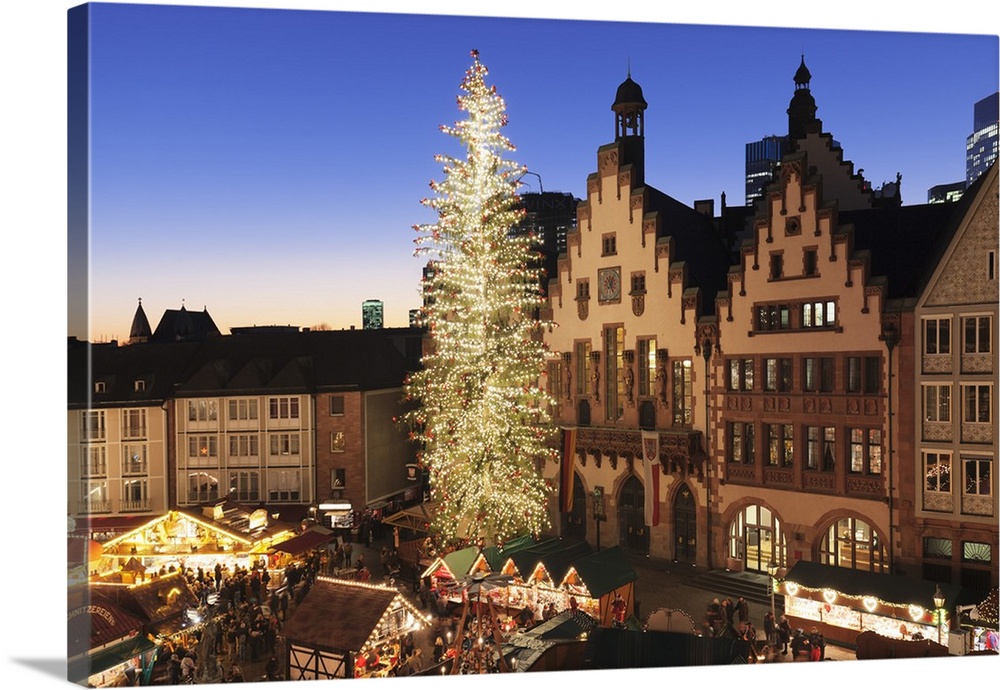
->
xmin=73 ymin=2 xmax=998 ymax=343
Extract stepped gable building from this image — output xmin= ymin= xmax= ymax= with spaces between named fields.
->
xmin=546 ymin=59 xmax=998 ymax=599
xmin=542 ymin=70 xmax=732 ymax=559
xmin=69 ymin=326 xmax=424 ymax=534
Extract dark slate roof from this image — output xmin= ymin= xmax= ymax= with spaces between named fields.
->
xmin=839 ymin=187 xmax=975 ymax=300
xmin=281 ymin=578 xmax=400 ymax=653
xmin=151 ymin=305 xmax=221 ymax=343
xmin=68 ymin=337 xmax=201 ymax=409
xmin=641 ymin=185 xmax=733 ymax=313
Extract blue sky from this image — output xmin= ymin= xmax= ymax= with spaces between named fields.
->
xmin=70 ymin=2 xmax=998 ymax=341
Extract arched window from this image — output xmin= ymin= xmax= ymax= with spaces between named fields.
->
xmin=728 ymin=504 xmax=786 ymax=572
xmin=818 ymin=516 xmax=887 ymax=573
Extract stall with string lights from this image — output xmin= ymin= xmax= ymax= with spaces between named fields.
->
xmin=281 ymin=577 xmax=431 ymax=680
xmin=781 ymin=560 xmax=963 ymax=646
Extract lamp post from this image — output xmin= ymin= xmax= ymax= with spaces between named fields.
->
xmin=767 ymin=559 xmax=778 ymax=625
xmin=933 ymin=585 xmax=946 ymax=646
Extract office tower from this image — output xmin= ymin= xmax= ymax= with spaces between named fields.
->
xmin=967 ymin=91 xmax=999 ymax=186
xmin=746 ymin=135 xmax=788 ymax=205
xmin=361 ymin=299 xmax=384 ymax=330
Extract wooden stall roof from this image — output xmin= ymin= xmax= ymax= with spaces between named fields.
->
xmin=91 ymin=572 xmax=200 ymax=630
xmin=481 ymin=535 xmax=537 ymax=571
xmin=508 ymin=538 xmax=592 ymax=584
xmin=270 ymin=526 xmax=335 ymax=556
xmin=381 ymin=502 xmax=437 ymax=533
xmin=68 ymin=585 xmax=149 ymax=657
xmin=422 ymin=546 xmax=480 ymax=580
xmin=281 ymin=578 xmax=401 ymax=654
xmin=568 ymin=545 xmax=636 ymax=598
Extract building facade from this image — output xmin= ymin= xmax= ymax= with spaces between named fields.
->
xmin=69 ymin=327 xmax=424 ymax=530
xmin=544 ymin=61 xmax=998 ymax=597
xmin=745 ymin=134 xmax=788 ymax=206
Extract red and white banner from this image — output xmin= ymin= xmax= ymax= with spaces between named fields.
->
xmin=641 ymin=430 xmax=660 ymax=527
xmin=560 ymin=427 xmax=577 ymax=513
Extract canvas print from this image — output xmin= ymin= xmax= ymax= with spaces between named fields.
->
xmin=64 ymin=2 xmax=999 ymax=687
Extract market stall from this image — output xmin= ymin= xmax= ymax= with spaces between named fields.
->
xmin=501 ymin=539 xmax=593 ymax=620
xmin=559 ymin=545 xmax=636 ymax=627
xmin=781 ymin=560 xmax=964 ymax=646
xmin=281 ymin=577 xmax=431 ymax=680
xmin=68 ymin=583 xmax=157 ymax=687
xmin=98 ymin=504 xmax=296 ymax=575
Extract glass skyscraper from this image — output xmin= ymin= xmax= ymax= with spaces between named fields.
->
xmin=966 ymin=92 xmax=999 ymax=186
xmin=361 ymin=299 xmax=384 ymax=330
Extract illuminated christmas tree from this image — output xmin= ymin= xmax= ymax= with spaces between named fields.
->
xmin=404 ymin=50 xmax=557 ymax=546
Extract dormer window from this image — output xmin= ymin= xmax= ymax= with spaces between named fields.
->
xmin=134 ymin=380 xmax=146 ymax=392
xmin=94 ymin=381 xmax=106 ymax=394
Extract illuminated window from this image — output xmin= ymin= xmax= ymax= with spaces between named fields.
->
xmin=849 ymin=428 xmax=883 ymax=474
xmin=604 ymin=326 xmax=624 ymax=421
xmin=802 ymin=301 xmax=836 ymax=328
xmin=122 ymin=444 xmax=147 ymax=475
xmin=728 ymin=358 xmax=754 ymax=391
xmin=637 ymin=338 xmax=656 ymax=397
xmin=188 ymin=399 xmax=218 ymax=422
xmin=924 ymin=452 xmax=951 ymax=493
xmin=575 ymin=341 xmax=591 ymax=395
xmin=269 ymin=433 xmax=300 ymax=457
xmin=727 ymin=422 xmax=755 ymax=464
xmin=819 ymin=517 xmax=887 ymax=573
xmin=755 ymin=304 xmax=791 ymax=331
xmin=672 ymin=359 xmax=692 ymax=426
xmin=766 ymin=424 xmax=793 ymax=467
xmin=122 ymin=408 xmax=147 ymax=439
xmin=331 ymin=431 xmax=345 ymax=453
xmin=764 ymin=357 xmax=792 ymax=392
xmin=81 ymin=445 xmax=107 ymax=477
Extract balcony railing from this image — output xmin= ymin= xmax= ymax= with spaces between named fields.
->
xmin=119 ymin=499 xmax=151 ymax=512
xmin=82 ymin=499 xmax=111 ymax=513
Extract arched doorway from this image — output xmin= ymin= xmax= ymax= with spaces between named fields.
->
xmin=561 ymin=473 xmax=587 ymax=541
xmin=673 ymin=483 xmax=697 ymax=563
xmin=728 ymin=504 xmax=787 ymax=572
xmin=618 ymin=475 xmax=648 ymax=553
xmin=577 ymin=400 xmax=591 ymax=426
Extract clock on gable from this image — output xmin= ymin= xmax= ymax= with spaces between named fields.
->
xmin=598 ymin=267 xmax=622 ymax=302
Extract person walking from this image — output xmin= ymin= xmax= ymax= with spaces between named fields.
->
xmin=736 ymin=596 xmax=749 ymax=625
xmin=777 ymin=614 xmax=792 ymax=654
xmin=763 ymin=610 xmax=776 ymax=646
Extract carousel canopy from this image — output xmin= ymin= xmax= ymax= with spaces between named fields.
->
xmin=569 ymin=546 xmax=636 ymax=598
xmin=784 ymin=560 xmax=970 ymax=611
xmin=281 ymin=578 xmax=406 ymax=653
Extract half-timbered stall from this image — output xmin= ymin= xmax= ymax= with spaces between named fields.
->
xmin=282 ymin=577 xmax=431 ymax=680
xmin=501 ymin=539 xmax=593 ymax=617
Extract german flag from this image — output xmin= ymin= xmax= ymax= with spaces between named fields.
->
xmin=560 ymin=427 xmax=577 ymax=513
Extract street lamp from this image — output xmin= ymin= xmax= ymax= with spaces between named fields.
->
xmin=767 ymin=560 xmax=779 ymax=628
xmin=933 ymin=585 xmax=946 ymax=646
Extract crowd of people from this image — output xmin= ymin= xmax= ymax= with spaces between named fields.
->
xmin=702 ymin=596 xmax=826 ymax=663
